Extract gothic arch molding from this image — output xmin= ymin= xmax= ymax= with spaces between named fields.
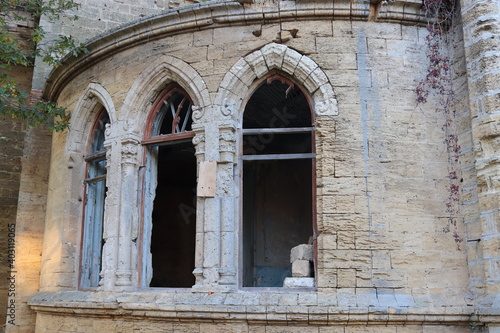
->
xmin=67 ymin=82 xmax=116 ymax=153
xmin=121 ymin=55 xmax=211 ymax=134
xmin=215 ymin=43 xmax=338 ymax=123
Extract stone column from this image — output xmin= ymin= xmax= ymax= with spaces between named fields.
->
xmin=192 ymin=126 xmax=206 ymax=286
xmin=6 ymin=126 xmax=51 ymax=333
xmin=192 ymin=122 xmax=228 ymax=291
xmin=99 ymin=124 xmax=117 ymax=290
xmin=191 ymin=118 xmax=238 ymax=291
xmin=460 ymin=0 xmax=500 ymax=300
xmin=218 ymin=125 xmax=237 ymax=287
xmin=114 ymin=132 xmax=141 ymax=289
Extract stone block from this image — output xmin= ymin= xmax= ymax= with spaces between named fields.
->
xmin=290 ymin=244 xmax=313 ymax=262
xmin=283 ymin=277 xmax=315 ymax=288
xmin=292 ymin=260 xmax=313 ymax=277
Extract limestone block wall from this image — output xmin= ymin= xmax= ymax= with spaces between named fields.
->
xmin=20 ymin=1 xmax=481 ymax=331
xmin=459 ymin=1 xmax=500 ymax=319
xmin=32 ymin=0 xmax=193 ymax=91
xmin=0 ymin=116 xmax=26 ymax=331
xmin=7 ymin=128 xmax=52 ymax=333
xmin=0 ymin=13 xmax=33 ymax=331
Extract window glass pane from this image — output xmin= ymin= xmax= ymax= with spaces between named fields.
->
xmin=81 ymin=110 xmax=109 ymax=288
xmin=82 ymin=178 xmax=106 ymax=287
xmin=87 ymin=159 xmax=106 ymax=179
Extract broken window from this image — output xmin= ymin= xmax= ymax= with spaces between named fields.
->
xmin=142 ymin=86 xmax=196 ymax=288
xmin=242 ymin=76 xmax=315 ymax=287
xmin=81 ymin=109 xmax=109 ymax=288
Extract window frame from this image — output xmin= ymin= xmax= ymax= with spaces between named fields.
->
xmin=79 ymin=108 xmax=110 ymax=289
xmin=139 ymin=85 xmax=197 ymax=288
xmin=239 ymin=74 xmax=318 ymax=289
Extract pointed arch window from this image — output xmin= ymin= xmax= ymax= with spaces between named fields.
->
xmin=81 ymin=109 xmax=109 ymax=288
xmin=242 ymin=75 xmax=315 ymax=287
xmin=142 ymin=86 xmax=197 ymax=288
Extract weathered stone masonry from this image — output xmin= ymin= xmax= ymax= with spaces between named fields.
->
xmin=3 ymin=0 xmax=500 ymax=332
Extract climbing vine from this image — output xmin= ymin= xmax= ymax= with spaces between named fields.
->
xmin=415 ymin=0 xmax=463 ymax=248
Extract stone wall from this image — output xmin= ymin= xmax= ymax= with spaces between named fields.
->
xmin=0 ymin=116 xmax=26 ymax=331
xmin=460 ymin=0 xmax=500 ymax=308
xmin=6 ymin=127 xmax=52 ymax=333
xmin=0 ymin=12 xmax=34 ymax=331
xmin=6 ymin=0 xmax=500 ymax=331
xmin=26 ymin=0 xmax=478 ymax=330
xmin=32 ymin=0 xmax=191 ymax=91
xmin=33 ymin=312 xmax=472 ymax=333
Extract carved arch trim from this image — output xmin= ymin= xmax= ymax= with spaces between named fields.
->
xmin=67 ymin=82 xmax=116 ymax=154
xmin=215 ymin=42 xmax=338 ymax=122
xmin=121 ymin=55 xmax=211 ymax=134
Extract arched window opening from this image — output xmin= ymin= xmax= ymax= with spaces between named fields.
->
xmin=242 ymin=76 xmax=315 ymax=288
xmin=143 ymin=87 xmax=196 ymax=288
xmin=81 ymin=109 xmax=110 ymax=288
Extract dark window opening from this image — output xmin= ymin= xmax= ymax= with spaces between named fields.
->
xmin=81 ymin=110 xmax=109 ymax=288
xmin=242 ymin=76 xmax=315 ymax=287
xmin=243 ymin=159 xmax=312 ymax=287
xmin=144 ymin=87 xmax=196 ymax=288
xmin=149 ymin=142 xmax=196 ymax=287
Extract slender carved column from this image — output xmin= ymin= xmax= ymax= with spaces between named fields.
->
xmin=115 ymin=134 xmax=141 ymax=289
xmin=192 ymin=126 xmax=205 ymax=286
xmin=99 ymin=124 xmax=116 ymax=290
xmin=218 ymin=125 xmax=237 ymax=287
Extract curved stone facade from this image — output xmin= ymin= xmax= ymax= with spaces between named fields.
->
xmin=4 ymin=0 xmax=500 ymax=332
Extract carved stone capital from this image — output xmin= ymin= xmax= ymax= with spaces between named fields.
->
xmin=192 ymin=129 xmax=206 ymax=159
xmin=192 ymin=105 xmax=203 ymax=120
xmin=121 ymin=138 xmax=140 ymax=166
xmin=219 ymin=126 xmax=236 ymax=163
xmin=221 ymin=98 xmax=236 ymax=117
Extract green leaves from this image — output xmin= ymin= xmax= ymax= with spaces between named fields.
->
xmin=0 ymin=0 xmax=86 ymax=131
xmin=0 ymin=73 xmax=70 ymax=130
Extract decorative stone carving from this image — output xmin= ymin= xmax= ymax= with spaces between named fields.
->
xmin=115 ymin=270 xmax=133 ymax=287
xmin=313 ymin=84 xmax=339 ymax=116
xmin=81 ymin=93 xmax=96 ymax=111
xmin=192 ymin=129 xmax=205 ymax=160
xmin=121 ymin=140 xmax=139 ymax=165
xmin=192 ymin=105 xmax=203 ymax=120
xmin=221 ymin=98 xmax=236 ymax=117
xmin=219 ymin=126 xmax=236 ymax=163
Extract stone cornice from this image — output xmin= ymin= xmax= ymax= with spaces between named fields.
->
xmin=44 ymin=0 xmax=426 ymax=102
xmin=28 ymin=291 xmax=484 ymax=326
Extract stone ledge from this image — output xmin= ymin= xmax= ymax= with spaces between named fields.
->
xmin=28 ymin=291 xmax=482 ymax=325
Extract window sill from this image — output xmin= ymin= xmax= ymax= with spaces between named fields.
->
xmin=28 ymin=290 xmax=475 ymax=326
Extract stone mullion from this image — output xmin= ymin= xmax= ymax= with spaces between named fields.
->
xmin=99 ymin=129 xmax=118 ymax=290
xmin=460 ymin=0 xmax=500 ymax=298
xmin=198 ymin=124 xmax=224 ymax=290
xmin=192 ymin=126 xmax=206 ymax=287
xmin=218 ymin=125 xmax=237 ymax=287
xmin=114 ymin=136 xmax=141 ymax=289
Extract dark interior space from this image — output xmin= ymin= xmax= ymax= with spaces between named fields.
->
xmin=243 ymin=159 xmax=313 ymax=287
xmin=150 ymin=141 xmax=196 ymax=287
xmin=243 ymin=78 xmax=312 ymax=129
xmin=242 ymin=77 xmax=314 ymax=287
